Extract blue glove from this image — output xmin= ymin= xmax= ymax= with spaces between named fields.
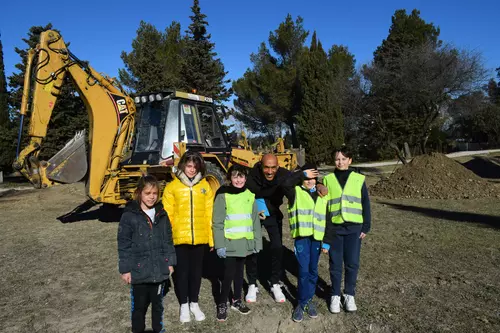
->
xmin=322 ymin=243 xmax=330 ymax=251
xmin=216 ymin=248 xmax=226 ymax=258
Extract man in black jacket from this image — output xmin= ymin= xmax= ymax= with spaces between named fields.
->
xmin=244 ymin=154 xmax=291 ymax=303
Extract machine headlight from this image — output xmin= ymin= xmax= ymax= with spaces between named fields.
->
xmin=156 ymin=94 xmax=162 ymax=101
xmin=149 ymin=94 xmax=155 ymax=102
xmin=134 ymin=97 xmax=140 ymax=104
xmin=141 ymin=96 xmax=147 ymax=103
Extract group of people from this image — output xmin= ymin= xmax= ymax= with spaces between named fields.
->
xmin=117 ymin=147 xmax=371 ymax=333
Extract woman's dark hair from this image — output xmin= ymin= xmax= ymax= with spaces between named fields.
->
xmin=177 ymin=150 xmax=206 ymax=177
xmin=335 ymin=145 xmax=353 ymax=159
xmin=133 ymin=175 xmax=160 ymax=202
xmin=226 ymin=164 xmax=248 ymax=181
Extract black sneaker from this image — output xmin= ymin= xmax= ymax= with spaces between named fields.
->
xmin=217 ymin=303 xmax=227 ymax=322
xmin=231 ymin=299 xmax=251 ymax=315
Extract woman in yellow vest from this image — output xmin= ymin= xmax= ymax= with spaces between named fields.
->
xmin=282 ymin=163 xmax=326 ymax=323
xmin=162 ymin=151 xmax=214 ymax=323
xmin=322 ymin=146 xmax=371 ymax=314
xmin=212 ymin=164 xmax=263 ymax=322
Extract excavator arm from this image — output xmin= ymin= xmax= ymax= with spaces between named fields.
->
xmin=13 ymin=30 xmax=136 ymax=202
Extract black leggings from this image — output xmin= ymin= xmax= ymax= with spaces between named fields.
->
xmin=131 ymin=283 xmax=164 ymax=333
xmin=220 ymin=256 xmax=246 ymax=304
xmin=174 ymin=244 xmax=206 ymax=304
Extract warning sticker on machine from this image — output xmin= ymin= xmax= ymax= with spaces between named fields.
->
xmin=182 ymin=105 xmax=192 ymax=114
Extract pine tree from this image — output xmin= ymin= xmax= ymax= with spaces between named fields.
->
xmin=232 ymin=42 xmax=287 ymax=138
xmin=181 ymin=0 xmax=231 ymax=102
xmin=232 ymin=14 xmax=308 ymax=146
xmin=0 ymin=35 xmax=9 ymax=126
xmin=373 ymin=9 xmax=441 ymax=66
xmin=119 ymin=21 xmax=184 ymax=93
xmin=364 ymin=9 xmax=485 ymax=157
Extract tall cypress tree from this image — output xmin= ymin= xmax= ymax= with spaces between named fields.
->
xmin=296 ymin=32 xmax=344 ymax=163
xmin=0 ymin=34 xmax=9 ymax=126
xmin=181 ymin=0 xmax=231 ymax=102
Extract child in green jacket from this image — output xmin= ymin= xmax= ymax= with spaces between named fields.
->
xmin=212 ymin=164 xmax=263 ymax=322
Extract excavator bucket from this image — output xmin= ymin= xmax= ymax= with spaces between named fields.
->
xmin=45 ymin=130 xmax=88 ymax=183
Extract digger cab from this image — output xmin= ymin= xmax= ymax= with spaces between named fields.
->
xmin=128 ymin=91 xmax=231 ymax=189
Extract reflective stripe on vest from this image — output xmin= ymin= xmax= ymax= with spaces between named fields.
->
xmin=325 ymin=172 xmax=364 ymax=224
xmin=224 ymin=190 xmax=255 ymax=240
xmin=287 ymin=187 xmax=326 ymax=241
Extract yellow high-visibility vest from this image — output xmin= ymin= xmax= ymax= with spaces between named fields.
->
xmin=324 ymin=172 xmax=364 ymax=224
xmin=288 ymin=187 xmax=326 ymax=241
xmin=224 ymin=189 xmax=255 ymax=239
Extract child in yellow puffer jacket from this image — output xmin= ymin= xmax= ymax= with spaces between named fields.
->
xmin=162 ymin=151 xmax=214 ymax=323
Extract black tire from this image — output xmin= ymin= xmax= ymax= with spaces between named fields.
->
xmin=205 ymin=161 xmax=226 ymax=193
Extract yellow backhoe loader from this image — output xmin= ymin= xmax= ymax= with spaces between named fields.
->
xmin=13 ymin=30 xmax=299 ymax=205
xmin=229 ymin=131 xmax=298 ymax=170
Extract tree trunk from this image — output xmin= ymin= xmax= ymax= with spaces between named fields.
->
xmin=389 ymin=142 xmax=407 ymax=164
xmin=403 ymin=142 xmax=412 ymax=159
xmin=420 ymin=135 xmax=429 ymax=154
xmin=287 ymin=120 xmax=299 ymax=148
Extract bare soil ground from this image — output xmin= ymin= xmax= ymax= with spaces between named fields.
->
xmin=1 ymin=159 xmax=500 ymax=333
xmin=370 ymin=153 xmax=500 ymax=199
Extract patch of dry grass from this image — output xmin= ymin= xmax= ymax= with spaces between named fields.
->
xmin=0 ymin=183 xmax=499 ymax=333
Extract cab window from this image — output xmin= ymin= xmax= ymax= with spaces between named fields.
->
xmin=181 ymin=103 xmax=201 ymax=144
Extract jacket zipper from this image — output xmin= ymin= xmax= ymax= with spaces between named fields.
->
xmin=143 ymin=211 xmax=158 ymax=282
xmin=145 ymin=214 xmax=153 ymax=230
xmin=190 ymin=186 xmax=194 ymax=245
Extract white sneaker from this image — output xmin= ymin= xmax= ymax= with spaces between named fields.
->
xmin=271 ymin=284 xmax=286 ymax=303
xmin=189 ymin=302 xmax=206 ymax=321
xmin=245 ymin=284 xmax=259 ymax=303
xmin=343 ymin=294 xmax=357 ymax=312
xmin=329 ymin=295 xmax=341 ymax=313
xmin=179 ymin=303 xmax=191 ymax=323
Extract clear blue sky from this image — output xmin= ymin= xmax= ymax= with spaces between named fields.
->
xmin=1 ymin=0 xmax=499 ymax=98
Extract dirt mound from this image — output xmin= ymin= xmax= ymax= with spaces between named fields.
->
xmin=370 ymin=153 xmax=500 ymax=199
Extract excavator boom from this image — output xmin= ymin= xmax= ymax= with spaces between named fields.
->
xmin=13 ymin=30 xmax=136 ymax=202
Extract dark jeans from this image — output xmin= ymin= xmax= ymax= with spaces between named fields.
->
xmin=328 ymin=231 xmax=362 ymax=296
xmin=294 ymin=236 xmax=321 ymax=307
xmin=131 ymin=282 xmax=165 ymax=333
xmin=220 ymin=256 xmax=246 ymax=304
xmin=246 ymin=219 xmax=283 ymax=285
xmin=174 ymin=244 xmax=206 ymax=304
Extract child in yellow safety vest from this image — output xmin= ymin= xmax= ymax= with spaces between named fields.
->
xmin=212 ymin=164 xmax=263 ymax=322
xmin=282 ymin=163 xmax=326 ymax=323
xmin=322 ymin=146 xmax=371 ymax=314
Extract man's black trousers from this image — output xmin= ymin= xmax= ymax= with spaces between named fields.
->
xmin=246 ymin=219 xmax=283 ymax=285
